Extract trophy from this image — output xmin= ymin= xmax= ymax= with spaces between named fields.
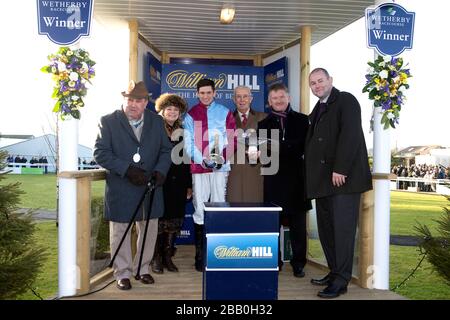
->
xmin=204 ymin=133 xmax=225 ymax=169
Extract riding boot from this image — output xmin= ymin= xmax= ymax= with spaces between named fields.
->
xmin=163 ymin=232 xmax=179 ymax=272
xmin=194 ymin=223 xmax=204 ymax=272
xmin=151 ymin=233 xmax=164 ymax=274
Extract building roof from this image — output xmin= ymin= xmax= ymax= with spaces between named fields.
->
xmin=393 ymin=145 xmax=444 ymax=158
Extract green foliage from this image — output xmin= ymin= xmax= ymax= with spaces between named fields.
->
xmin=415 ymin=194 xmax=450 ymax=285
xmin=91 ymin=196 xmax=109 ymax=259
xmin=0 ymin=151 xmax=47 ymax=299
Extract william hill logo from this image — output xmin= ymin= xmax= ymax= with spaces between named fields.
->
xmin=166 ymin=70 xmax=260 ymax=90
xmin=214 ymin=246 xmax=273 ymax=259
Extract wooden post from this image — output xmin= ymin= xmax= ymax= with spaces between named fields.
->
xmin=358 ymin=190 xmax=374 ymax=288
xmin=254 ymin=55 xmax=262 ymax=67
xmin=300 ymin=26 xmax=312 ymax=114
xmin=76 ymin=177 xmax=91 ymax=294
xmin=129 ymin=19 xmax=138 ymax=81
xmin=162 ymin=52 xmax=169 ymax=64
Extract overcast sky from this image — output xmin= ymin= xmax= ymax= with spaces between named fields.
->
xmin=0 ymin=0 xmax=448 ymax=151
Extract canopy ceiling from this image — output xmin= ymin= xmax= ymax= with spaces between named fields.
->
xmin=94 ymin=0 xmax=374 ymax=55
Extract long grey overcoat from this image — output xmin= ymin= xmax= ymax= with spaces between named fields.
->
xmin=94 ymin=108 xmax=172 ymax=223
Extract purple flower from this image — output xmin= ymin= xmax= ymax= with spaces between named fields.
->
xmin=390 ymin=71 xmax=398 ymax=78
xmin=381 ymin=100 xmax=391 ymax=111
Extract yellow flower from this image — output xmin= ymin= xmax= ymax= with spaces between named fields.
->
xmin=374 ymin=95 xmax=381 ymax=100
xmin=68 ymin=81 xmax=76 ymax=87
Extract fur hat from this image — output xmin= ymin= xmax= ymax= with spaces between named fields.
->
xmin=121 ymin=81 xmax=150 ymax=99
xmin=155 ymin=93 xmax=188 ymax=114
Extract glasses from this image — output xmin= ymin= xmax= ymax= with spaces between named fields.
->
xmin=235 ymin=95 xmax=251 ymax=100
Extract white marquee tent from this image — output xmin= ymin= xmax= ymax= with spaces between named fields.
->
xmin=0 ymin=134 xmax=93 ymax=173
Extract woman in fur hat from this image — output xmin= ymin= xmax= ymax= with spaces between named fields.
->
xmin=151 ymin=93 xmax=192 ymax=273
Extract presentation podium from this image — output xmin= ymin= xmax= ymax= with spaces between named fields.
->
xmin=203 ymin=202 xmax=281 ymax=300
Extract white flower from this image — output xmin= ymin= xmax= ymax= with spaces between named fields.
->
xmin=379 ymin=70 xmax=389 ymax=79
xmin=69 ymin=72 xmax=79 ymax=81
xmin=398 ymin=86 xmax=406 ymax=93
xmin=67 ymin=50 xmax=73 ymax=56
xmin=80 ymin=62 xmax=89 ymax=73
xmin=386 ymin=112 xmax=395 ymax=120
xmin=378 ymin=61 xmax=385 ymax=67
xmin=71 ymin=95 xmax=80 ymax=101
xmin=57 ymin=61 xmax=66 ymax=72
xmin=383 ymin=55 xmax=392 ymax=62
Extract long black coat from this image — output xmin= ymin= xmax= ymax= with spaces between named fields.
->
xmin=257 ymin=108 xmax=312 ymax=216
xmin=162 ymin=135 xmax=192 ymax=219
xmin=305 ymin=87 xmax=372 ymax=199
xmin=94 ymin=109 xmax=172 ymax=222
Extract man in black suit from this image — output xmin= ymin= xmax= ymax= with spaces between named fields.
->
xmin=258 ymin=83 xmax=311 ymax=278
xmin=305 ymin=68 xmax=372 ymax=298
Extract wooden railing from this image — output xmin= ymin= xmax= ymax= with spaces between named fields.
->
xmin=65 ymin=169 xmax=390 ymax=294
xmin=58 ymin=169 xmax=109 ymax=295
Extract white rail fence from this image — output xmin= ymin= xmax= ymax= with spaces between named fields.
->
xmin=390 ymin=177 xmax=450 ymax=195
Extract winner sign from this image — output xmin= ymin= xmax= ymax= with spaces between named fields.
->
xmin=37 ymin=0 xmax=93 ymax=45
xmin=366 ymin=3 xmax=415 ymax=56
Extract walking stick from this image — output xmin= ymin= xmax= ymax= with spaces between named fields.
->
xmin=109 ymin=177 xmax=156 ymax=269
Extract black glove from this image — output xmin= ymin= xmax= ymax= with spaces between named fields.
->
xmin=126 ymin=165 xmax=147 ymax=186
xmin=152 ymin=171 xmax=166 ymax=187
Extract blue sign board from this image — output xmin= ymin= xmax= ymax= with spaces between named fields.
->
xmin=161 ymin=64 xmax=264 ymax=112
xmin=37 ymin=0 xmax=93 ymax=45
xmin=264 ymin=57 xmax=288 ymax=113
xmin=366 ymin=3 xmax=415 ymax=56
xmin=144 ymin=51 xmax=162 ymax=111
xmin=206 ymin=233 xmax=278 ymax=270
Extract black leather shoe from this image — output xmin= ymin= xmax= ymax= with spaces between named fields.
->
xmin=292 ymin=266 xmax=305 ymax=278
xmin=317 ymin=284 xmax=347 ymax=299
xmin=116 ymin=278 xmax=132 ymax=290
xmin=138 ymin=274 xmax=155 ymax=284
xmin=311 ymin=274 xmax=331 ymax=286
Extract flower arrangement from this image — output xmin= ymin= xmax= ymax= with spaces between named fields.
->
xmin=41 ymin=47 xmax=95 ymax=120
xmin=362 ymin=55 xmax=411 ymax=129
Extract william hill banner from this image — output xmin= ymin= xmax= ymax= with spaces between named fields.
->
xmin=161 ymin=64 xmax=264 ymax=111
xmin=206 ymin=233 xmax=278 ymax=270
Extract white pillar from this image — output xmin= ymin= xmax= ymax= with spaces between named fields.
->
xmin=372 ymin=109 xmax=391 ymax=290
xmin=58 ymin=115 xmax=79 ymax=297
xmin=372 ymin=0 xmax=392 ymax=291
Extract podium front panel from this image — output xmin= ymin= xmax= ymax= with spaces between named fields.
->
xmin=203 ymin=203 xmax=281 ymax=300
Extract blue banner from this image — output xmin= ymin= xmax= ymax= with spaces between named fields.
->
xmin=206 ymin=233 xmax=278 ymax=270
xmin=37 ymin=0 xmax=93 ymax=45
xmin=161 ymin=64 xmax=264 ymax=111
xmin=144 ymin=51 xmax=162 ymax=111
xmin=264 ymin=57 xmax=288 ymax=112
xmin=366 ymin=3 xmax=415 ymax=56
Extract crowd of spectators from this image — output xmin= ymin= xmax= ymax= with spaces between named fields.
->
xmin=391 ymin=164 xmax=450 ymax=191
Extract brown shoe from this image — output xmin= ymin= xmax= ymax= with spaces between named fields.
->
xmin=116 ymin=278 xmax=132 ymax=290
xmin=139 ymin=274 xmax=155 ymax=284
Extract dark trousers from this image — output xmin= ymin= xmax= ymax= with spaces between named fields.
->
xmin=316 ymin=193 xmax=361 ymax=286
xmin=287 ymin=212 xmax=307 ymax=269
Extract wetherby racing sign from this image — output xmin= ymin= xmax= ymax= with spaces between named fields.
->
xmin=37 ymin=0 xmax=93 ymax=45
xmin=366 ymin=3 xmax=415 ymax=56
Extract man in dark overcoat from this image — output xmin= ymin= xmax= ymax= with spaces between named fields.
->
xmin=258 ymin=83 xmax=311 ymax=278
xmin=305 ymin=68 xmax=372 ymax=298
xmin=94 ymin=81 xmax=172 ymax=290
